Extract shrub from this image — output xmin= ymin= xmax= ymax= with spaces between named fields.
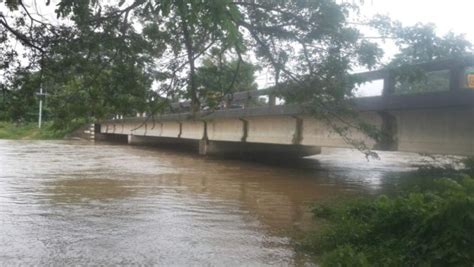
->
xmin=0 ymin=121 xmax=81 ymax=139
xmin=304 ymin=177 xmax=474 ymax=266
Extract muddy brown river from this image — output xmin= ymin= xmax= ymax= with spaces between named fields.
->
xmin=0 ymin=140 xmax=442 ymax=265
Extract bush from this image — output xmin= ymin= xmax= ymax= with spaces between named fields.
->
xmin=303 ymin=177 xmax=474 ymax=266
xmin=0 ymin=121 xmax=80 ymax=139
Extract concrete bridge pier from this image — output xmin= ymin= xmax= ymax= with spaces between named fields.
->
xmin=126 ymin=135 xmax=321 ymax=159
xmin=127 ymin=134 xmax=200 ymax=151
xmin=128 ymin=134 xmax=154 ymax=145
xmin=95 ymin=133 xmax=128 ymax=143
xmin=199 ymin=139 xmax=321 ymax=159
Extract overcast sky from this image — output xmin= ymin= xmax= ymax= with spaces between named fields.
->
xmin=355 ymin=1 xmax=473 ymax=95
xmin=260 ymin=0 xmax=474 ymax=92
xmin=360 ymin=0 xmax=474 ymax=42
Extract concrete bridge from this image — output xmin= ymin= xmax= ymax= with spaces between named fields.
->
xmin=96 ymin=57 xmax=474 ymax=157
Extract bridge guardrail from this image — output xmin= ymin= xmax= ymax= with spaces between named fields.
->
xmin=113 ymin=56 xmax=474 ymax=121
xmin=171 ymin=56 xmax=474 ymax=112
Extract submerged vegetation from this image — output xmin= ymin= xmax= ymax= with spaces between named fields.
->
xmin=303 ymin=172 xmax=474 ymax=266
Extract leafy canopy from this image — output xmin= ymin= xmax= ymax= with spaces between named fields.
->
xmin=1 ymin=0 xmax=383 ymax=120
xmin=371 ymin=16 xmax=473 ymax=94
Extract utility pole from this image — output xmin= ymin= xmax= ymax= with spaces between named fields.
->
xmin=36 ymin=86 xmax=47 ymax=128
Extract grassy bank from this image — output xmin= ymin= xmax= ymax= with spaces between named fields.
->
xmin=0 ymin=121 xmax=72 ymax=140
xmin=302 ymin=175 xmax=474 ymax=266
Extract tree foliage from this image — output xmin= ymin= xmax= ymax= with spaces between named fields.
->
xmin=1 ymin=0 xmax=383 ymax=122
xmin=1 ymin=0 xmax=158 ymax=127
xmin=195 ymin=49 xmax=260 ymax=108
xmin=371 ymin=16 xmax=473 ymax=94
xmin=0 ymin=71 xmax=40 ymax=122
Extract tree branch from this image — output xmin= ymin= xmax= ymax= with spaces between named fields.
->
xmin=0 ymin=14 xmax=44 ymax=53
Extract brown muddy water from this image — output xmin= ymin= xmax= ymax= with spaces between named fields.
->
xmin=0 ymin=140 xmax=448 ymax=265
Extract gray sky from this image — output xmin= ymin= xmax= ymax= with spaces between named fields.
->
xmin=360 ymin=0 xmax=474 ymax=43
xmin=259 ymin=0 xmax=474 ymax=93
xmin=355 ymin=0 xmax=474 ymax=96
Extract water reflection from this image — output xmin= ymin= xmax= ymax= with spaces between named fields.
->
xmin=0 ymin=140 xmax=443 ymax=265
xmin=48 ymin=178 xmax=135 ymax=203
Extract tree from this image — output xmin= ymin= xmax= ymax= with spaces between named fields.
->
xmin=371 ymin=16 xmax=473 ymax=94
xmin=195 ymin=49 xmax=260 ymax=109
xmin=0 ymin=71 xmax=40 ymax=122
xmin=2 ymin=0 xmax=382 ymax=103
xmin=42 ymin=24 xmax=155 ymax=129
xmin=1 ymin=0 xmax=158 ymax=128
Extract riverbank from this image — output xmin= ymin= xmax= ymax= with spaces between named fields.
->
xmin=301 ymin=169 xmax=474 ymax=266
xmin=0 ymin=122 xmax=71 ymax=140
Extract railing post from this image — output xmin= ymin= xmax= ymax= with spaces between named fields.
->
xmin=375 ymin=111 xmax=398 ymax=151
xmin=223 ymin=94 xmax=230 ymax=110
xmin=449 ymin=64 xmax=464 ymax=91
xmin=268 ymin=93 xmax=276 ymax=106
xmin=244 ymin=92 xmax=251 ymax=108
xmin=382 ymin=72 xmax=395 ymax=96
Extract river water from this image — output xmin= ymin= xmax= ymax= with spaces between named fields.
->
xmin=0 ymin=140 xmax=449 ymax=265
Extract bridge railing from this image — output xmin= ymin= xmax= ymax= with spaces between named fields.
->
xmin=152 ymin=56 xmax=474 ymax=116
xmin=355 ymin=56 xmax=474 ymax=96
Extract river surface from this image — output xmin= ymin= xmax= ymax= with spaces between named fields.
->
xmin=0 ymin=140 xmax=449 ymax=265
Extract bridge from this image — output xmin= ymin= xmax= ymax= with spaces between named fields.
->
xmin=96 ymin=57 xmax=474 ymax=158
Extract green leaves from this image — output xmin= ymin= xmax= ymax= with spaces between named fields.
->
xmin=368 ymin=16 xmax=473 ymax=95
xmin=195 ymin=53 xmax=259 ymax=108
xmin=371 ymin=15 xmax=473 ymax=66
xmin=305 ymin=177 xmax=474 ymax=266
xmin=3 ymin=0 xmax=19 ymax=11
xmin=2 ymin=0 xmax=384 ymax=119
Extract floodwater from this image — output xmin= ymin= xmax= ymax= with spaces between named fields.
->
xmin=0 ymin=140 xmax=447 ymax=265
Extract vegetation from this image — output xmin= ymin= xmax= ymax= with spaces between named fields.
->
xmin=195 ymin=50 xmax=260 ymax=109
xmin=303 ymin=173 xmax=474 ymax=266
xmin=0 ymin=121 xmax=82 ymax=139
xmin=1 ymin=0 xmax=383 ymax=129
xmin=371 ymin=17 xmax=473 ymax=94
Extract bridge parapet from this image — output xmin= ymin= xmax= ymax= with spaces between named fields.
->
xmin=164 ymin=56 xmax=474 ymax=112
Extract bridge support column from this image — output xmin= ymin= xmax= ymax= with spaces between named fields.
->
xmin=128 ymin=134 xmax=139 ymax=145
xmin=199 ymin=139 xmax=321 ymax=158
xmin=199 ymin=139 xmax=209 ymax=155
xmin=374 ymin=111 xmax=398 ymax=151
xmin=127 ymin=134 xmax=156 ymax=145
xmin=95 ymin=133 xmax=128 ymax=143
xmin=127 ymin=134 xmax=200 ymax=151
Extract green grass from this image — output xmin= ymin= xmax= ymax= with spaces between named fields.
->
xmin=0 ymin=121 xmax=71 ymax=140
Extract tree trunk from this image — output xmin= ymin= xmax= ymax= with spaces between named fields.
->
xmin=179 ymin=10 xmax=200 ymax=114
